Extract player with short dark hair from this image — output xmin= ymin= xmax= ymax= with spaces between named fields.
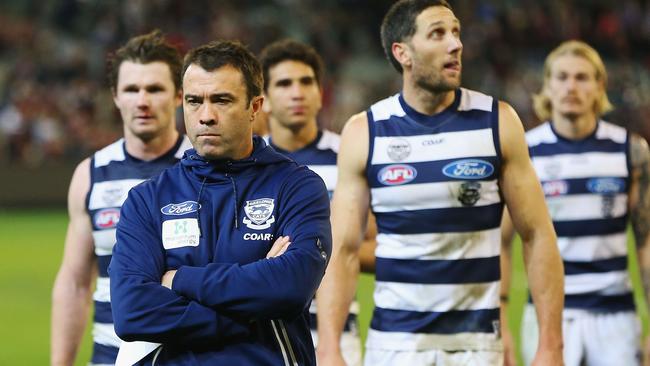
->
xmin=51 ymin=30 xmax=191 ymax=366
xmin=316 ymin=1 xmax=564 ymax=365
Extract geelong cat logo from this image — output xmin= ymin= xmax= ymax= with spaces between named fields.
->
xmin=243 ymin=198 xmax=276 ymax=230
xmin=442 ymin=159 xmax=494 ymax=179
xmin=378 ymin=164 xmax=417 ymax=186
xmin=160 ymin=201 xmax=201 ymax=216
xmin=94 ymin=208 xmax=120 ymax=229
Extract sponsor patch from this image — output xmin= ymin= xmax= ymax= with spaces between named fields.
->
xmin=377 ymin=164 xmax=417 ymax=186
xmin=94 ymin=208 xmax=120 ymax=229
xmin=586 ymin=178 xmax=626 ymax=194
xmin=542 ymin=180 xmax=569 ymax=196
xmin=160 ymin=201 xmax=201 ymax=216
xmin=243 ymin=233 xmax=274 ymax=241
xmin=243 ymin=198 xmax=276 ymax=230
xmin=387 ymin=138 xmax=411 ymax=161
xmin=442 ymin=159 xmax=494 ymax=180
xmin=162 ymin=218 xmax=200 ymax=249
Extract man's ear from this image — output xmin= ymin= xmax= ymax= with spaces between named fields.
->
xmin=250 ymin=95 xmax=264 ymax=121
xmin=392 ymin=42 xmax=412 ymax=69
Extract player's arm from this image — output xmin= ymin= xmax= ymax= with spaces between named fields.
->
xmin=498 ymin=102 xmax=564 ymax=365
xmin=359 ymin=211 xmax=377 ymax=273
xmin=167 ymin=170 xmax=332 ymax=319
xmin=628 ymin=134 xmax=650 ymax=366
xmin=316 ymin=112 xmax=370 ymax=365
xmin=51 ymin=158 xmax=96 ymax=366
xmin=500 ymin=208 xmax=517 ymax=366
xmin=109 ymin=188 xmax=251 ymax=345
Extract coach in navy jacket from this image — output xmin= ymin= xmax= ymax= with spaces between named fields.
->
xmin=109 ymin=40 xmax=331 ymax=365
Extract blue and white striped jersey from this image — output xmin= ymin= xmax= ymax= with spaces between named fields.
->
xmin=267 ymin=131 xmax=361 ymax=335
xmin=365 ymin=89 xmax=504 ymax=351
xmin=86 ymin=136 xmax=190 ymax=364
xmin=527 ymin=120 xmax=632 ymax=312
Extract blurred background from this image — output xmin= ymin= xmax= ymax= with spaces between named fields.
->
xmin=0 ymin=0 xmax=648 ymax=364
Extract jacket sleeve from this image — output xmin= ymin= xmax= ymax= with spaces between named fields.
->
xmin=172 ymin=169 xmax=332 ymax=320
xmin=109 ymin=186 xmax=251 ymax=344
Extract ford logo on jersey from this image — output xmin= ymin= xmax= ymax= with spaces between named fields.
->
xmin=161 ymin=201 xmax=201 ymax=215
xmin=378 ymin=164 xmax=417 ymax=185
xmin=94 ymin=208 xmax=120 ymax=229
xmin=586 ymin=178 xmax=625 ymax=194
xmin=442 ymin=159 xmax=494 ymax=179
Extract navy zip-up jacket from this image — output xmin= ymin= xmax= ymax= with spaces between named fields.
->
xmin=109 ymin=137 xmax=331 ymax=365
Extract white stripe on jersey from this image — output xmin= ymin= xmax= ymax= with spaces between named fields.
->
xmin=94 ymin=277 xmax=111 ymax=303
xmin=558 ymin=233 xmax=628 ymax=262
xmin=374 ymin=281 xmax=499 ymax=313
xmin=92 ymin=322 xmax=121 ymax=347
xmin=546 ymin=193 xmax=628 ymax=221
xmin=307 ymin=165 xmax=337 ymax=192
xmin=174 ymin=136 xmax=193 ymax=158
xmin=317 ymin=130 xmax=340 ymax=153
xmin=565 ymin=270 xmax=632 ymax=295
xmin=365 ymin=329 xmax=501 ymax=351
xmin=596 ymin=121 xmax=627 ymax=143
xmin=458 ymin=89 xmax=493 ymax=112
xmin=94 ymin=139 xmax=126 ymax=168
xmin=375 ymin=228 xmax=501 ymax=260
xmin=371 ymin=180 xmax=500 ymax=213
xmin=526 ymin=123 xmax=557 ymax=147
xmin=531 ymin=152 xmax=628 ymax=181
xmin=88 ymin=179 xmax=145 ymax=210
xmin=93 ymin=229 xmax=116 ymax=256
xmin=369 ymin=94 xmax=405 ymax=123
xmin=371 ymin=128 xmax=497 ymax=165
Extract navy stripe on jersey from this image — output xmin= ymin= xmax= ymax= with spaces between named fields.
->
xmin=91 ymin=342 xmax=119 ymax=365
xmin=564 ymin=256 xmax=628 ymax=275
xmin=540 ymin=177 xmax=628 ymax=196
xmin=530 ymin=139 xmax=628 ymax=157
xmin=94 ymin=300 xmax=113 ymax=323
xmin=370 ymin=307 xmax=499 ymax=334
xmin=554 ymin=216 xmax=627 ymax=237
xmin=375 ymin=203 xmax=503 ymax=234
xmin=564 ymin=293 xmax=635 ymax=312
xmin=369 ymin=156 xmax=499 ymax=188
xmin=375 ymin=256 xmax=500 ymax=284
xmin=97 ymin=255 xmax=111 ymax=277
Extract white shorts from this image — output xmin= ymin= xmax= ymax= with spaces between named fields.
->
xmin=521 ymin=304 xmax=640 ymax=366
xmin=363 ymin=348 xmax=503 ymax=366
xmin=311 ymin=330 xmax=362 ymax=366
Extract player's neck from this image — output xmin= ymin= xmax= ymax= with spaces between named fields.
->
xmin=124 ymin=128 xmax=179 ymax=161
xmin=551 ymin=112 xmax=598 ymax=140
xmin=269 ymin=117 xmax=319 ymax=152
xmin=402 ymin=81 xmax=455 ymax=116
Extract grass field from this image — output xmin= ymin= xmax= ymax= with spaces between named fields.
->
xmin=0 ymin=209 xmax=646 ymax=365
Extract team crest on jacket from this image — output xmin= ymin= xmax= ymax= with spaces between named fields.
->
xmin=243 ymin=198 xmax=276 ymax=230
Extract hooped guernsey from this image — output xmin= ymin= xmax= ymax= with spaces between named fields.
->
xmin=109 ymin=136 xmax=332 ymax=365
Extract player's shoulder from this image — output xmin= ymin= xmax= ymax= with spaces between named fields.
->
xmin=92 ymin=138 xmax=126 ymax=168
xmin=368 ymin=93 xmax=404 ymax=122
xmin=458 ymin=88 xmax=494 ymax=112
xmin=524 ymin=121 xmax=555 ymax=147
xmin=316 ymin=130 xmax=341 ymax=154
xmin=595 ymin=120 xmax=627 ymax=143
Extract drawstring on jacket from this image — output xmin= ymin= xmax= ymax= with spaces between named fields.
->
xmin=196 ymin=176 xmax=207 ymax=237
xmin=229 ymin=175 xmax=239 ymax=229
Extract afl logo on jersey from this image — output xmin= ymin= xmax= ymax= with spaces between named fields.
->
xmin=442 ymin=159 xmax=494 ymax=180
xmin=542 ymin=180 xmax=569 ymax=196
xmin=378 ymin=164 xmax=417 ymax=186
xmin=586 ymin=178 xmax=625 ymax=194
xmin=94 ymin=208 xmax=120 ymax=229
xmin=161 ymin=201 xmax=201 ymax=216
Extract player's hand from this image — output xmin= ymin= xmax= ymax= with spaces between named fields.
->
xmin=316 ymin=347 xmax=346 ymax=366
xmin=161 ymin=270 xmax=177 ymax=289
xmin=531 ymin=346 xmax=563 ymax=366
xmin=643 ymin=335 xmax=650 ymax=366
xmin=266 ymin=236 xmax=291 ymax=258
xmin=501 ymin=327 xmax=516 ymax=366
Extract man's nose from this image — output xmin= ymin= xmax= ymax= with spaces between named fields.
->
xmin=199 ymin=104 xmax=216 ymax=125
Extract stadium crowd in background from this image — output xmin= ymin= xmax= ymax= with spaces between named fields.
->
xmin=1 ymin=0 xmax=650 ymax=166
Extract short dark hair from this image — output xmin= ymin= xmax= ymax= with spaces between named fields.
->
xmin=107 ymin=30 xmax=182 ymax=91
xmin=381 ymin=0 xmax=453 ymax=73
xmin=259 ymin=39 xmax=324 ymax=91
xmin=182 ymin=40 xmax=262 ymax=104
